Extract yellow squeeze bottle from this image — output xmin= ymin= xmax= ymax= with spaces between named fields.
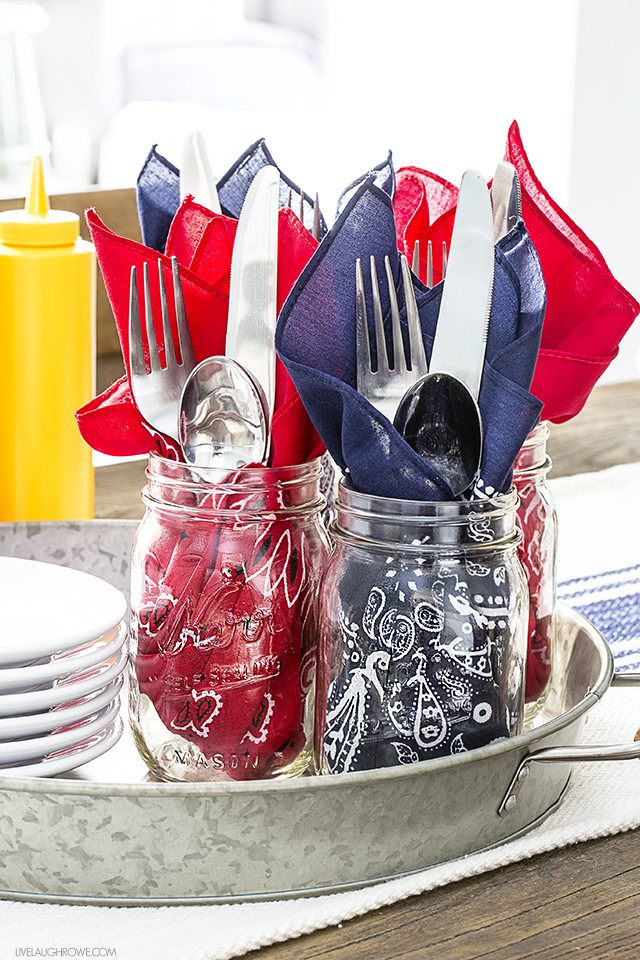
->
xmin=0 ymin=157 xmax=95 ymax=520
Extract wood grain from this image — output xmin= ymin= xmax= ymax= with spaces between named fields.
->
xmin=250 ymin=830 xmax=640 ymax=960
xmin=95 ymin=459 xmax=146 ymax=520
xmin=548 ymin=381 xmax=640 ymax=478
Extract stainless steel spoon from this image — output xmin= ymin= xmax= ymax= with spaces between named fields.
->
xmin=393 ymin=372 xmax=482 ymax=497
xmin=178 ymin=356 xmax=269 ymax=469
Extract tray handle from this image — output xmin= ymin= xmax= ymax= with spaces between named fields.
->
xmin=498 ymin=671 xmax=640 ymax=816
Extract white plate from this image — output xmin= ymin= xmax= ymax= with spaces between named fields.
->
xmin=0 ymin=676 xmax=124 ymax=741
xmin=0 ymin=698 xmax=120 ymax=765
xmin=0 ymin=647 xmax=127 ymax=717
xmin=0 ymin=622 xmax=126 ymax=694
xmin=0 ymin=557 xmax=127 ymax=667
xmin=0 ymin=718 xmax=124 ymax=778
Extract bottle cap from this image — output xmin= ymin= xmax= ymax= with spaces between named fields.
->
xmin=0 ymin=156 xmax=80 ymax=246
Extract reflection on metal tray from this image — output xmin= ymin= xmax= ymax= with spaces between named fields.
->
xmin=0 ymin=521 xmax=638 ymax=906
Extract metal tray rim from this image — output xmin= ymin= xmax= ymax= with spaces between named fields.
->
xmin=0 ymin=779 xmax=571 ymax=906
xmin=0 ymin=604 xmax=611 ymax=798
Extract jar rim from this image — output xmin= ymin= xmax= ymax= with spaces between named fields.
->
xmin=333 ymin=481 xmax=521 ymax=554
xmin=521 ymin=420 xmax=550 ymax=448
xmin=142 ymin=453 xmax=326 ymax=519
xmin=336 ymin=479 xmax=518 ymax=517
xmin=147 ymin=451 xmax=324 ymax=483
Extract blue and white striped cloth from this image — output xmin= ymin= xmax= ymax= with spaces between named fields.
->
xmin=559 ymin=563 xmax=640 ymax=673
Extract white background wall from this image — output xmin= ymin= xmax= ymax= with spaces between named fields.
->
xmin=570 ymin=0 xmax=640 ymax=382
xmin=14 ymin=0 xmax=640 ymax=382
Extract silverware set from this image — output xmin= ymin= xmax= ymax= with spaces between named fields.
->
xmin=355 ymin=165 xmax=515 ymax=495
xmin=131 ymin=147 xmax=520 ymax=492
xmin=130 ymin=164 xmax=282 ymax=470
xmin=132 ymin=133 xmax=321 ymax=471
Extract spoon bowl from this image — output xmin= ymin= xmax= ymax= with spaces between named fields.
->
xmin=178 ymin=356 xmax=270 ymax=469
xmin=393 ymin=372 xmax=482 ymax=496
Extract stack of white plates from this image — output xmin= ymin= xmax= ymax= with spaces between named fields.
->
xmin=0 ymin=556 xmax=128 ymax=777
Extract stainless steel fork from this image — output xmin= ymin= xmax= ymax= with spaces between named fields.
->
xmin=287 ymin=189 xmax=321 ymax=240
xmin=411 ymin=239 xmax=448 ymax=286
xmin=355 ymin=253 xmax=428 ymax=422
xmin=128 ymin=256 xmax=196 ymax=441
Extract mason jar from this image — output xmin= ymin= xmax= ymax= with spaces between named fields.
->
xmin=130 ymin=454 xmax=330 ymax=783
xmin=315 ymin=484 xmax=528 ymax=775
xmin=513 ymin=421 xmax=558 ymax=708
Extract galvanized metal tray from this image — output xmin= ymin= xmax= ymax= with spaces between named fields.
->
xmin=0 ymin=521 xmax=638 ymax=906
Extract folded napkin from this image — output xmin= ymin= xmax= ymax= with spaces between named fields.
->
xmin=277 ymin=175 xmax=545 ymax=501
xmin=506 ymin=121 xmax=640 ymax=422
xmin=394 ymin=122 xmax=640 ymax=423
xmin=336 ymin=152 xmax=395 ymax=215
xmin=76 ymin=200 xmax=324 ymax=467
xmin=137 ymin=139 xmax=327 ymax=253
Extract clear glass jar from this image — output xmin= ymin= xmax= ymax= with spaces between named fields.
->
xmin=129 ymin=454 xmax=330 ymax=783
xmin=513 ymin=422 xmax=558 ymax=708
xmin=315 ymin=484 xmax=528 ymax=775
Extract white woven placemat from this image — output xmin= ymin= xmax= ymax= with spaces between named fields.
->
xmin=2 ymin=462 xmax=640 ymax=960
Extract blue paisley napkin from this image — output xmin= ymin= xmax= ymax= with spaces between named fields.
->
xmin=276 ymin=176 xmax=545 ymax=501
xmin=136 ymin=138 xmax=327 ymax=252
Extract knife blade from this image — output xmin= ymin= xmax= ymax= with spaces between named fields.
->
xmin=180 ymin=130 xmax=221 ymax=214
xmin=428 ymin=170 xmax=494 ymax=400
xmin=226 ymin=164 xmax=280 ymax=421
xmin=490 ymin=161 xmax=521 ymax=242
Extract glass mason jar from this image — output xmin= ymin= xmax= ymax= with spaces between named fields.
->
xmin=129 ymin=454 xmax=330 ymax=783
xmin=513 ymin=422 xmax=558 ymax=708
xmin=315 ymin=484 xmax=528 ymax=775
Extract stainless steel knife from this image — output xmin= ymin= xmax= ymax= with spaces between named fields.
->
xmin=180 ymin=130 xmax=222 ymax=214
xmin=226 ymin=164 xmax=280 ymax=422
xmin=490 ymin=161 xmax=521 ymax=242
xmin=428 ymin=170 xmax=495 ymax=400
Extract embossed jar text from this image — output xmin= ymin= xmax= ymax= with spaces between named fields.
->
xmin=130 ymin=455 xmax=330 ymax=782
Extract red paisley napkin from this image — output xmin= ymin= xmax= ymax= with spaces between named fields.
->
xmin=76 ymin=200 xmax=324 ymax=465
xmin=393 ymin=122 xmax=640 ymax=422
xmin=505 ymin=121 xmax=639 ymax=422
xmin=134 ymin=473 xmax=323 ymax=778
xmin=77 ymin=199 xmax=326 ymax=780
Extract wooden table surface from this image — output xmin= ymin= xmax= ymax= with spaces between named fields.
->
xmin=95 ymin=378 xmax=640 ymax=960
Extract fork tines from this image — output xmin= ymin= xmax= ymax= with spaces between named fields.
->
xmin=312 ymin=192 xmax=320 ymax=241
xmin=410 ymin=238 xmax=449 ymax=286
xmin=411 ymin=238 xmax=420 ymax=277
xmin=130 ymin=257 xmax=195 ymax=375
xmin=286 ymin=188 xmax=321 ymax=240
xmin=355 ymin=253 xmax=428 ymax=421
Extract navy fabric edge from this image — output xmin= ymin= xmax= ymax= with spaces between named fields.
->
xmin=136 ymin=144 xmax=179 ymax=187
xmin=216 ymin=138 xmax=328 ymax=234
xmin=278 ymin=177 xmax=397 ymax=340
